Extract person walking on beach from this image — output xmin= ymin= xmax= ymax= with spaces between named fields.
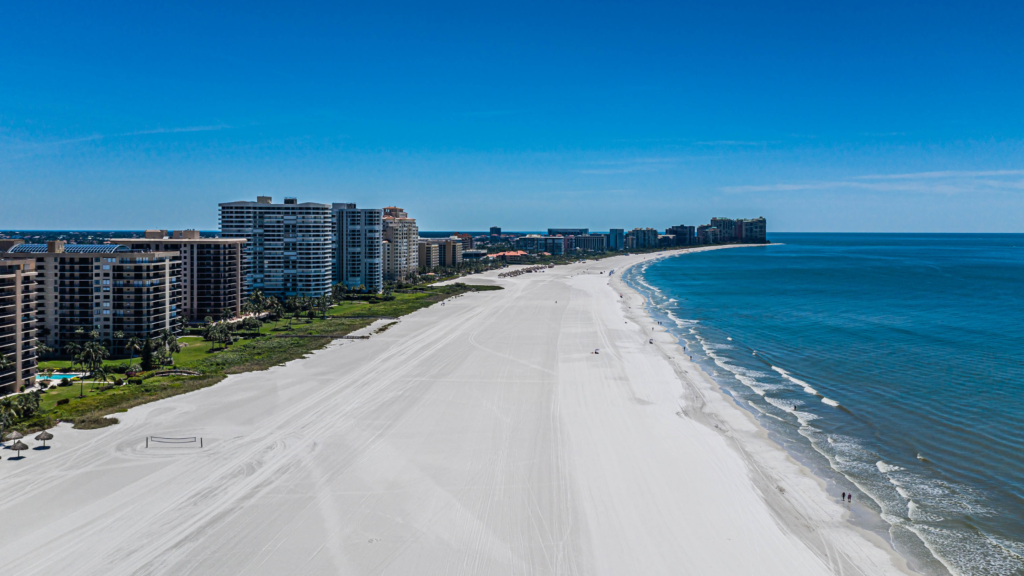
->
xmin=848 ymin=494 xmax=852 ymax=503
xmin=842 ymin=491 xmax=846 ymax=501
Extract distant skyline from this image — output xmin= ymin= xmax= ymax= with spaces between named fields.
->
xmin=3 ymin=1 xmax=1024 ymax=232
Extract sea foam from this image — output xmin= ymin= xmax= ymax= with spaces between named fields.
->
xmin=771 ymin=366 xmax=819 ymax=395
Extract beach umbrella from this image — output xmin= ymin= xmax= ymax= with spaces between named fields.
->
xmin=4 ymin=431 xmax=23 ymax=444
xmin=11 ymin=440 xmax=28 ymax=457
xmin=35 ymin=431 xmax=53 ymax=447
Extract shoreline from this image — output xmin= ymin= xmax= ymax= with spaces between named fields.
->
xmin=610 ymin=245 xmax=919 ymax=575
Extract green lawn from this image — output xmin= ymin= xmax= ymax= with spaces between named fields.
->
xmin=38 ymin=380 xmax=104 ymax=412
xmin=173 ymin=336 xmax=217 ymax=364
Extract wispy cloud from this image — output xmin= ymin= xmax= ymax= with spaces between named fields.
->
xmin=853 ymin=169 xmax=1024 ymax=180
xmin=9 ymin=125 xmax=231 ymax=148
xmin=723 ymin=170 xmax=1024 ymax=195
xmin=576 ymin=156 xmax=689 ymax=174
xmin=694 ymin=140 xmax=775 ymax=146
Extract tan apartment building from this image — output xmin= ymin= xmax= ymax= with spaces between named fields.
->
xmin=3 ymin=241 xmax=182 ymax=354
xmin=113 ymin=230 xmax=245 ymax=322
xmin=418 ymin=240 xmax=440 ymax=270
xmin=0 ymin=258 xmax=38 ymax=394
xmin=382 ymin=206 xmax=419 ymax=281
xmin=425 ymin=237 xmax=463 ymax=268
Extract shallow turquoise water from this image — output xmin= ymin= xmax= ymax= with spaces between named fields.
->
xmin=626 ymin=234 xmax=1024 ymax=576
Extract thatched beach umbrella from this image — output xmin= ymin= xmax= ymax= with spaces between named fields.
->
xmin=11 ymin=440 xmax=28 ymax=458
xmin=4 ymin=431 xmax=23 ymax=445
xmin=35 ymin=431 xmax=53 ymax=448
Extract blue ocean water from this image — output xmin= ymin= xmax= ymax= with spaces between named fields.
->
xmin=625 ymin=234 xmax=1024 ymax=576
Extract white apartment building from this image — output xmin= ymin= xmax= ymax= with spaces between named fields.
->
xmin=332 ymin=203 xmax=383 ymax=293
xmin=219 ymin=197 xmax=333 ymax=298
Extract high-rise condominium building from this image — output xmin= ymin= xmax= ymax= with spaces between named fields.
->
xmin=574 ymin=234 xmax=608 ymax=252
xmin=710 ymin=218 xmax=738 ymax=242
xmin=3 ymin=242 xmax=181 ymax=353
xmin=219 ymin=196 xmax=333 ymax=298
xmin=608 ymin=229 xmax=625 ymax=251
xmin=515 ymin=235 xmax=571 ymax=255
xmin=424 ymin=238 xmax=464 ymax=268
xmin=489 ymin=226 xmax=501 ymax=237
xmin=418 ymin=241 xmax=440 ymax=270
xmin=666 ymin=225 xmax=696 ymax=246
xmin=112 ymin=230 xmax=245 ymax=323
xmin=382 ymin=207 xmax=419 ymax=281
xmin=548 ymin=228 xmax=589 ymax=237
xmin=625 ymin=228 xmax=659 ymax=249
xmin=737 ymin=217 xmax=768 ymax=243
xmin=453 ymin=233 xmax=474 ymax=251
xmin=696 ymin=225 xmax=721 ymax=244
xmin=332 ymin=203 xmax=383 ymax=293
xmin=0 ymin=258 xmax=38 ymax=394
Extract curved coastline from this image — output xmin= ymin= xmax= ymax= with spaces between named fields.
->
xmin=610 ymin=245 xmax=920 ymax=575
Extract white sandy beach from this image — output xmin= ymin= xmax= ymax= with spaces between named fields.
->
xmin=0 ymin=247 xmax=914 ymax=575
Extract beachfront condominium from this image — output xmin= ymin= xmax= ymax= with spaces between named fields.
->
xmin=608 ymin=229 xmax=625 ymax=251
xmin=418 ymin=240 xmax=440 ymax=270
xmin=219 ymin=197 xmax=333 ymax=298
xmin=696 ymin=225 xmax=721 ymax=244
xmin=666 ymin=225 xmax=696 ymax=246
xmin=573 ymin=234 xmax=608 ymax=252
xmin=423 ymin=238 xmax=464 ymax=268
xmin=112 ymin=230 xmax=246 ymax=323
xmin=548 ymin=228 xmax=589 ymax=237
xmin=710 ymin=218 xmax=738 ymax=242
xmin=453 ymin=233 xmax=474 ymax=251
xmin=2 ymin=241 xmax=181 ymax=354
xmin=625 ymin=228 xmax=659 ymax=249
xmin=0 ymin=258 xmax=38 ymax=394
xmin=332 ymin=204 xmax=383 ymax=293
xmin=382 ymin=207 xmax=419 ymax=281
xmin=737 ymin=217 xmax=768 ymax=243
xmin=489 ymin=226 xmax=501 ymax=237
xmin=515 ymin=234 xmax=571 ymax=255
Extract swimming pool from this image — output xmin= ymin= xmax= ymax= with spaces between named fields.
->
xmin=40 ymin=374 xmax=80 ymax=380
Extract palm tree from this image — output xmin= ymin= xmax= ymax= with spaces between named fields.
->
xmin=36 ymin=343 xmax=54 ymax=359
xmin=124 ymin=336 xmax=142 ymax=370
xmin=318 ymin=296 xmax=331 ymax=319
xmin=166 ymin=333 xmax=181 ymax=362
xmin=0 ymin=353 xmax=12 ymax=375
xmin=91 ymin=366 xmax=110 ymax=393
xmin=331 ymin=283 xmax=346 ymax=303
xmin=0 ymin=396 xmax=16 ymax=446
xmin=81 ymin=341 xmax=109 ymax=373
xmin=14 ymin=391 xmax=40 ymax=418
xmin=214 ymin=324 xmax=232 ymax=350
xmin=63 ymin=342 xmax=81 ymax=370
xmin=244 ymin=290 xmax=269 ymax=333
xmin=267 ymin=297 xmax=283 ymax=321
xmin=158 ymin=329 xmax=176 ymax=362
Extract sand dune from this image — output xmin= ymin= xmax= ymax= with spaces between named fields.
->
xmin=0 ymin=249 xmax=912 ymax=575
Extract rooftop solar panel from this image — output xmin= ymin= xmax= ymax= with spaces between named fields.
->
xmin=7 ymin=244 xmax=48 ymax=253
xmin=7 ymin=244 xmax=130 ymax=254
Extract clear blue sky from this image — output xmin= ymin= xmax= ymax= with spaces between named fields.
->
xmin=2 ymin=1 xmax=1023 ymax=232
